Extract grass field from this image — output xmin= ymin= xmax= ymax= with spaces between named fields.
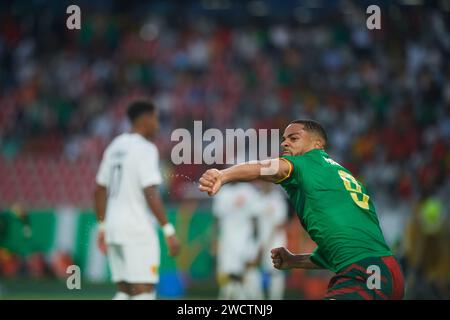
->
xmin=0 ymin=278 xmax=117 ymax=300
xmin=0 ymin=278 xmax=304 ymax=300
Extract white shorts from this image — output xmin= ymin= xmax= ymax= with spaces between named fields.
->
xmin=107 ymin=243 xmax=160 ymax=284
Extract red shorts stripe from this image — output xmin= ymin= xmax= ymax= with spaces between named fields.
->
xmin=381 ymin=256 xmax=405 ymax=300
xmin=356 ymin=290 xmax=373 ymax=300
xmin=327 ymin=285 xmax=366 ymax=296
xmin=326 ymin=286 xmax=372 ymax=300
xmin=328 ymin=256 xmax=405 ymax=300
xmin=374 ymin=289 xmax=388 ymax=300
xmin=341 ymin=263 xmax=367 ymax=275
xmin=329 ymin=277 xmax=353 ymax=288
xmin=340 ymin=263 xmax=388 ymax=282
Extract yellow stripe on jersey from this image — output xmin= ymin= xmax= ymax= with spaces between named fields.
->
xmin=275 ymin=158 xmax=293 ymax=184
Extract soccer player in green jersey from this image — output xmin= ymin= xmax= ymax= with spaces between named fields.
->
xmin=198 ymin=120 xmax=404 ymax=300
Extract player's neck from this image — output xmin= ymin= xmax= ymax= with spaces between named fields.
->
xmin=130 ymin=128 xmax=152 ymax=141
xmin=300 ymin=146 xmax=322 ymax=155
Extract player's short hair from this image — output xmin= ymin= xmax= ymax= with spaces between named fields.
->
xmin=289 ymin=119 xmax=328 ymax=147
xmin=127 ymin=100 xmax=155 ymax=123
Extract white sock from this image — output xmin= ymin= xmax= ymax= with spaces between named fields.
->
xmin=130 ymin=291 xmax=156 ymax=300
xmin=113 ymin=291 xmax=130 ymax=300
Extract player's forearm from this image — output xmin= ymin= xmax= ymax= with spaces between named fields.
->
xmin=289 ymin=253 xmax=323 ymax=269
xmin=94 ymin=185 xmax=107 ymax=222
xmin=220 ymin=159 xmax=287 ymax=185
xmin=220 ymin=162 xmax=261 ymax=184
xmin=144 ymin=186 xmax=169 ymax=227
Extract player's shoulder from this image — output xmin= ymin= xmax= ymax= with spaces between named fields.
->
xmin=134 ymin=134 xmax=157 ymax=149
xmin=127 ymin=134 xmax=159 ymax=155
xmin=303 ymin=148 xmax=327 ymax=160
xmin=103 ymin=133 xmax=129 ymax=155
xmin=139 ymin=143 xmax=159 ymax=160
xmin=286 ymin=149 xmax=329 ymax=165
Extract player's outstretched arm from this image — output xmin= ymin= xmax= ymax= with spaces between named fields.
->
xmin=271 ymin=247 xmax=323 ymax=270
xmin=198 ymin=158 xmax=291 ymax=196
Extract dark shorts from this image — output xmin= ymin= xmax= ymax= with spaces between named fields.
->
xmin=324 ymin=256 xmax=405 ymax=300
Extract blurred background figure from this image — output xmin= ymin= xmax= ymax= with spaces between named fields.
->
xmin=401 ymin=190 xmax=450 ymax=299
xmin=212 ymin=182 xmax=260 ymax=299
xmin=94 ymin=100 xmax=180 ymax=300
xmin=255 ymin=182 xmax=288 ymax=300
xmin=10 ymin=204 xmax=33 ymax=240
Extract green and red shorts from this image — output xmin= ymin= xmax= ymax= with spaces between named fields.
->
xmin=324 ymin=255 xmax=404 ymax=300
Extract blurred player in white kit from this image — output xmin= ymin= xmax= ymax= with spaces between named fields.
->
xmin=94 ymin=100 xmax=180 ymax=300
xmin=212 ymin=182 xmax=260 ymax=299
xmin=255 ymin=182 xmax=288 ymax=300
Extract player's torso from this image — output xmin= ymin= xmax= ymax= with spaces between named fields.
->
xmin=103 ymin=134 xmax=158 ymax=243
xmin=281 ymin=149 xmax=391 ymax=270
xmin=285 ymin=150 xmax=375 ymax=225
xmin=215 ymin=184 xmax=259 ymax=246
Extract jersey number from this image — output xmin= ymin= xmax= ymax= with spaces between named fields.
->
xmin=109 ymin=164 xmax=122 ymax=198
xmin=338 ymin=170 xmax=370 ymax=210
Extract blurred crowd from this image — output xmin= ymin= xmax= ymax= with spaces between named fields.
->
xmin=0 ymin=1 xmax=449 ymax=298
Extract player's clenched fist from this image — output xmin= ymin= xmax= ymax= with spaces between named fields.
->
xmin=198 ymin=169 xmax=223 ymax=196
xmin=271 ymin=247 xmax=294 ymax=270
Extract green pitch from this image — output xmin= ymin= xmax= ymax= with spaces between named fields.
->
xmin=0 ymin=278 xmax=304 ymax=300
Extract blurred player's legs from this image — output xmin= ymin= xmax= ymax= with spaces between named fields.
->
xmin=129 ymin=284 xmax=157 ymax=300
xmin=267 ymin=270 xmax=285 ymax=300
xmin=217 ymin=252 xmax=246 ymax=299
xmin=218 ymin=274 xmax=246 ymax=300
xmin=213 ymin=183 xmax=262 ymax=299
xmin=254 ymin=182 xmax=288 ymax=299
xmin=243 ymin=233 xmax=264 ymax=300
xmin=243 ymin=267 xmax=264 ymax=299
xmin=113 ymin=282 xmax=130 ymax=300
xmin=217 ymin=243 xmax=253 ymax=299
xmin=107 ymin=243 xmax=159 ymax=300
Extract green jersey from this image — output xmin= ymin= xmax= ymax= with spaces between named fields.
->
xmin=278 ymin=149 xmax=392 ymax=273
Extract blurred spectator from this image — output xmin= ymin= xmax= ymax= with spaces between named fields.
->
xmin=402 ymin=192 xmax=450 ymax=299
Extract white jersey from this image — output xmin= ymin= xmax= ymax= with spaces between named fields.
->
xmin=213 ymin=183 xmax=260 ymax=274
xmin=96 ymin=133 xmax=163 ymax=244
xmin=256 ymin=187 xmax=288 ymax=270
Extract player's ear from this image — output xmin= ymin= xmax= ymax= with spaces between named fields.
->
xmin=314 ymin=136 xmax=325 ymax=149
xmin=313 ymin=138 xmax=321 ymax=149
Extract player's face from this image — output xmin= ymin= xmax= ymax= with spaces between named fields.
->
xmin=281 ymin=123 xmax=316 ymax=156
